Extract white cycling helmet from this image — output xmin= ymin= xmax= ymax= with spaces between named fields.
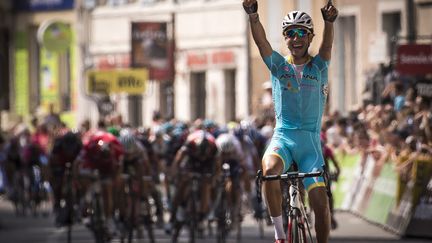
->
xmin=216 ymin=133 xmax=239 ymax=154
xmin=119 ymin=130 xmax=139 ymax=154
xmin=282 ymin=11 xmax=314 ymax=34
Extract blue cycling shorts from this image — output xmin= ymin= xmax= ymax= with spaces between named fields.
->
xmin=263 ymin=129 xmax=325 ymax=191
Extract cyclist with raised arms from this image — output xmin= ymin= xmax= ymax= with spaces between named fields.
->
xmin=242 ymin=0 xmax=338 ymax=242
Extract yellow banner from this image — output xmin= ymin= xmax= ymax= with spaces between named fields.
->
xmin=87 ymin=68 xmax=148 ymax=94
xmin=40 ymin=48 xmax=59 ymax=111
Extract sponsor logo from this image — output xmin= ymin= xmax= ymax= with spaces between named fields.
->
xmin=322 ymin=84 xmax=329 ymax=96
xmin=303 ymin=74 xmax=318 ymax=82
xmin=279 ymin=73 xmax=296 ymax=80
xmin=273 ymin=146 xmax=281 ymax=152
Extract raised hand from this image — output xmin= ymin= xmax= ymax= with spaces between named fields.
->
xmin=321 ymin=0 xmax=338 ymax=22
xmin=243 ymin=0 xmax=258 ymax=14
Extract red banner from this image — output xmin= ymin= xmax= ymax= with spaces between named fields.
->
xmin=396 ymin=44 xmax=432 ymax=75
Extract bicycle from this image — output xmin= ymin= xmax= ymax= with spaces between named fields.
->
xmin=171 ymin=171 xmax=210 ymax=243
xmin=256 ymin=169 xmax=324 ymax=243
xmin=56 ymin=162 xmax=76 ymax=243
xmin=212 ymin=162 xmax=243 ymax=243
xmin=80 ymin=169 xmax=111 ymax=243
xmin=252 ymin=174 xmax=267 ymax=239
xmin=11 ymin=169 xmax=30 ymax=216
xmin=118 ymin=171 xmax=155 ymax=243
xmin=29 ymin=164 xmax=51 ymax=217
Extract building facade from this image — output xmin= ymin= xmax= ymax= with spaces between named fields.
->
xmin=3 ymin=0 xmax=431 ymax=130
xmin=174 ymin=1 xmax=249 ymax=124
xmin=8 ymin=0 xmax=81 ymax=129
xmin=88 ymin=0 xmax=249 ymax=126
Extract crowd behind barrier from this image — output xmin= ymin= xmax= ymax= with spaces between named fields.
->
xmin=321 ymin=80 xmax=432 ymax=238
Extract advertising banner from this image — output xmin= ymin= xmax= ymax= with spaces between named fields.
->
xmin=407 ymin=177 xmax=432 ymax=237
xmin=363 ymin=162 xmax=397 ymax=225
xmin=396 ymin=44 xmax=432 ymax=75
xmin=40 ymin=48 xmax=60 ymax=111
xmin=386 ymin=159 xmax=432 ymax=237
xmin=131 ymin=22 xmax=172 ymax=81
xmin=14 ymin=32 xmax=29 ymax=116
xmin=333 ymin=153 xmax=361 ymax=209
xmin=14 ymin=0 xmax=74 ymax=12
xmin=37 ymin=20 xmax=72 ymax=53
xmin=404 ymin=160 xmax=432 ymax=237
xmin=87 ymin=68 xmax=148 ymax=95
xmin=415 ymin=82 xmax=432 ymax=98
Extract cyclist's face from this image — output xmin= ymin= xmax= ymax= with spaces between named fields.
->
xmin=284 ymin=26 xmax=313 ymax=57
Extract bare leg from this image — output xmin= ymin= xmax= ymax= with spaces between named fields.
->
xmin=262 ymin=155 xmax=284 ymax=217
xmin=308 ymin=187 xmax=330 ymax=243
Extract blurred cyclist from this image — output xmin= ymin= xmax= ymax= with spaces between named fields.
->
xmin=214 ymin=132 xmax=246 ymax=224
xmin=166 ymin=129 xmax=218 ymax=233
xmin=74 ymin=130 xmax=123 ymax=234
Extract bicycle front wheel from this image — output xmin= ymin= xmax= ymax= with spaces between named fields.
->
xmin=216 ymin=191 xmax=228 ymax=243
xmin=287 ymin=209 xmax=307 ymax=243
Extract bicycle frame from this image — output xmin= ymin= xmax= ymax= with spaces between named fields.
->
xmin=285 ymin=178 xmax=311 ymax=243
xmin=171 ymin=171 xmax=209 ymax=243
xmin=214 ymin=162 xmax=232 ymax=243
xmin=256 ymin=170 xmax=323 ymax=243
xmin=118 ymin=173 xmax=155 ymax=243
xmin=79 ymin=169 xmax=110 ymax=243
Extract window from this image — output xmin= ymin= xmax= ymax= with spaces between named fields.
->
xmin=224 ymin=69 xmax=236 ymax=122
xmin=382 ymin=12 xmax=401 ymax=60
xmin=336 ymin=15 xmax=357 ymax=113
xmin=128 ymin=95 xmax=142 ymax=127
xmin=190 ymin=72 xmax=206 ymax=120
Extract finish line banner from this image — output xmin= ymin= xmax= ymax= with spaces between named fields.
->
xmin=87 ymin=68 xmax=148 ymax=95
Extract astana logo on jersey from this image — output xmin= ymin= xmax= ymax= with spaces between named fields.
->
xmin=304 ymin=74 xmax=318 ymax=82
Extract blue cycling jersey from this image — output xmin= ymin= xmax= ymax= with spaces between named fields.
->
xmin=263 ymin=51 xmax=329 ymax=133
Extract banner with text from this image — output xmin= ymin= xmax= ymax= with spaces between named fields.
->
xmin=396 ymin=44 xmax=432 ymax=75
xmin=14 ymin=0 xmax=74 ymax=11
xmin=87 ymin=68 xmax=148 ymax=95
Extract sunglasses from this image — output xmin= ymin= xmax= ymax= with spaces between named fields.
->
xmin=284 ymin=28 xmax=310 ymax=38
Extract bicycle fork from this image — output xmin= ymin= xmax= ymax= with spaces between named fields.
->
xmin=287 ymin=184 xmax=310 ymax=243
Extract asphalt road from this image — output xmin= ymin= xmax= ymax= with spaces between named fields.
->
xmin=0 ymin=194 xmax=431 ymax=243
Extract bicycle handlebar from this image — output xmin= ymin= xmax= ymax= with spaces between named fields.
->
xmin=255 ymin=169 xmax=324 ymax=204
xmin=257 ymin=170 xmax=323 ymax=181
